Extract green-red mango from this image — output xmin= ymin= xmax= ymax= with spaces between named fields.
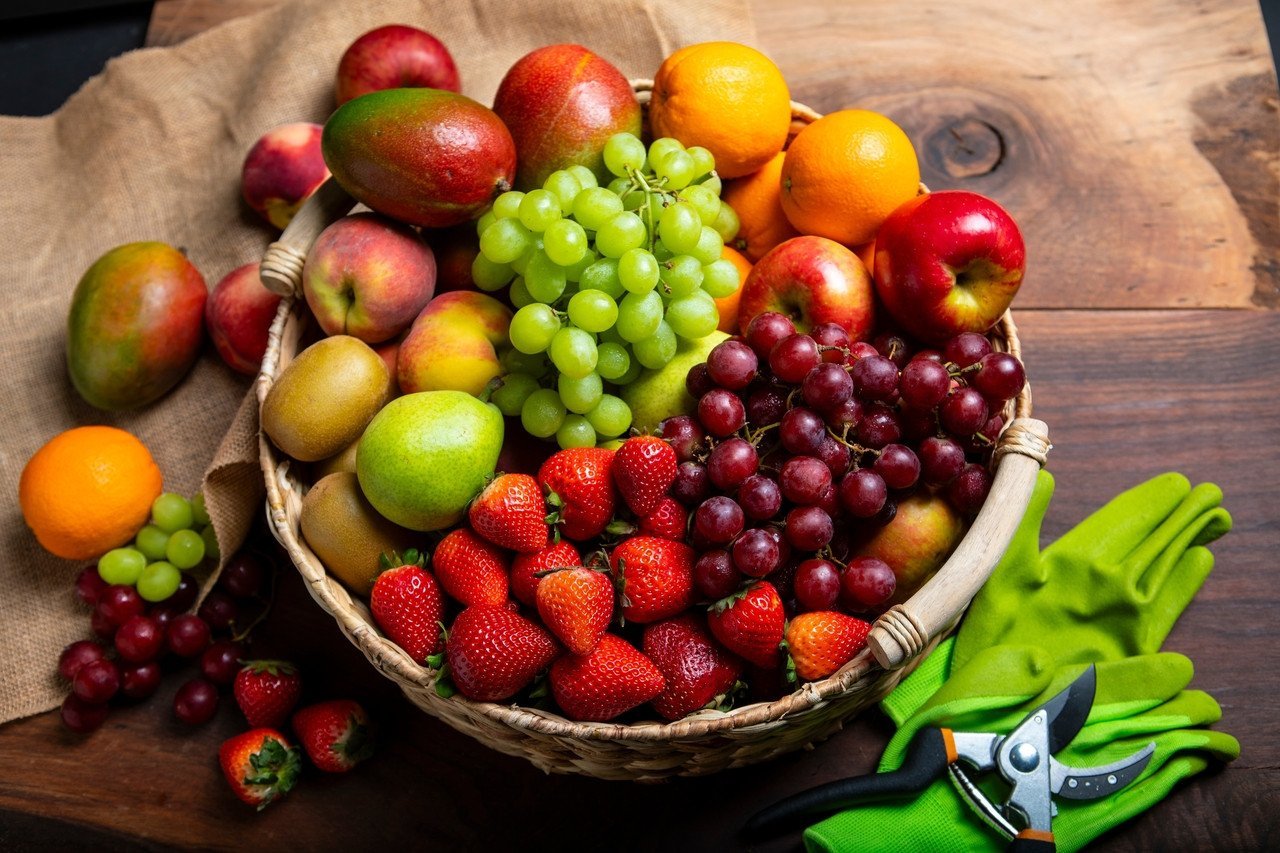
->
xmin=66 ymin=241 xmax=207 ymax=411
xmin=322 ymin=88 xmax=516 ymax=228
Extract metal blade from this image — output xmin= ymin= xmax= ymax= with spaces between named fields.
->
xmin=1051 ymin=742 xmax=1156 ymax=800
xmin=1037 ymin=664 xmax=1097 ymax=754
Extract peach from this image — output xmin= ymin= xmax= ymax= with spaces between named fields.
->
xmin=241 ymin=123 xmax=330 ymax=230
xmin=398 ymin=291 xmax=512 ymax=396
xmin=853 ymin=490 xmax=965 ymax=603
xmin=205 ymin=263 xmax=283 ymax=375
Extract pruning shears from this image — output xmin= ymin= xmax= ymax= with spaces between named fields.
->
xmin=745 ymin=665 xmax=1155 ymax=851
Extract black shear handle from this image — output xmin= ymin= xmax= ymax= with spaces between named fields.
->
xmin=744 ymin=727 xmax=953 ymax=837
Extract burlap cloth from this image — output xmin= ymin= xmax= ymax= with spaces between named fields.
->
xmin=0 ymin=0 xmax=753 ymax=724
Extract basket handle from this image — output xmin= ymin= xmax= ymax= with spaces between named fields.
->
xmin=868 ymin=417 xmax=1051 ymax=670
xmin=259 ymin=177 xmax=356 ymax=296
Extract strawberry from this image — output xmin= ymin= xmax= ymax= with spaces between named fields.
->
xmin=233 ymin=660 xmax=302 ymax=728
xmin=446 ymin=605 xmax=559 ymax=702
xmin=613 ymin=435 xmax=678 ymax=517
xmin=642 ymin=613 xmax=745 ymax=720
xmin=218 ymin=728 xmax=300 ymax=810
xmin=469 ymin=473 xmax=549 ymax=554
xmin=549 ymin=633 xmax=665 ymax=722
xmin=369 ymin=555 xmax=446 ymax=663
xmin=638 ymin=496 xmax=688 ymax=542
xmin=785 ymin=611 xmax=872 ymax=682
xmin=432 ymin=528 xmax=510 ymax=607
xmin=536 ymin=566 xmax=614 ymax=655
xmin=291 ymin=699 xmax=375 ymax=773
xmin=511 ymin=540 xmax=581 ymax=607
xmin=707 ymin=581 xmax=786 ymax=668
xmin=538 ymin=447 xmax=616 ymax=541
xmin=610 ymin=535 xmax=695 ymax=624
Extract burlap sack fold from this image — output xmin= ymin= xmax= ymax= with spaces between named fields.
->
xmin=0 ymin=0 xmax=754 ymax=724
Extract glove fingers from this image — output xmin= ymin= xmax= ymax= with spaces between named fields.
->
xmin=1125 ymin=486 xmax=1229 ymax=591
xmin=1132 ymin=507 xmax=1230 ymax=601
xmin=1046 ymin=473 xmax=1190 ymax=565
xmin=1087 ymin=654 xmax=1195 ymax=723
xmin=988 ymin=469 xmax=1056 ymax=583
xmin=1070 ymin=690 xmax=1222 ymax=750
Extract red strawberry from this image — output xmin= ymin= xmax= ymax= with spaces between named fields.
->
xmin=233 ymin=660 xmax=302 ymax=728
xmin=549 ymin=633 xmax=665 ymax=722
xmin=218 ymin=728 xmax=300 ymax=810
xmin=511 ymin=540 xmax=581 ymax=607
xmin=370 ymin=556 xmax=446 ymax=663
xmin=613 ymin=435 xmax=678 ymax=516
xmin=446 ymin=605 xmax=559 ymax=702
xmin=291 ymin=699 xmax=375 ymax=773
xmin=638 ymin=496 xmax=688 ymax=541
xmin=610 ymin=535 xmax=695 ymax=624
xmin=642 ymin=613 xmax=745 ymax=720
xmin=432 ymin=528 xmax=510 ymax=607
xmin=707 ymin=581 xmax=786 ymax=668
xmin=785 ymin=611 xmax=873 ymax=681
xmin=538 ymin=447 xmax=616 ymax=541
xmin=536 ymin=566 xmax=615 ymax=655
xmin=469 ymin=473 xmax=549 ymax=554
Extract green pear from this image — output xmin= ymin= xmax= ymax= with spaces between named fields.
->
xmin=356 ymin=390 xmax=503 ymax=531
xmin=621 ymin=330 xmax=728 ymax=432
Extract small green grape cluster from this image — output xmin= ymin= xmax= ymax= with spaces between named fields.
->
xmin=474 ymin=132 xmax=743 ymax=449
xmin=96 ymin=492 xmax=219 ymax=602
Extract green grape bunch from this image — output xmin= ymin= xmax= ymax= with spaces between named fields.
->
xmin=474 ymin=132 xmax=743 ymax=450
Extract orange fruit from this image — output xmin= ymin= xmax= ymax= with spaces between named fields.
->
xmin=649 ymin=42 xmax=791 ymax=180
xmin=715 ymin=246 xmax=754 ymax=333
xmin=19 ymin=426 xmax=163 ymax=560
xmin=854 ymin=240 xmax=876 ymax=277
xmin=721 ymin=152 xmax=801 ymax=262
xmin=780 ymin=109 xmax=920 ymax=247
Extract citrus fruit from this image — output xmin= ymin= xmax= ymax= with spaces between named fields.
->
xmin=721 ymin=152 xmax=800 ymax=261
xmin=715 ymin=246 xmax=753 ymax=334
xmin=19 ymin=426 xmax=163 ymax=560
xmin=649 ymin=42 xmax=791 ymax=180
xmin=779 ymin=109 xmax=920 ymax=246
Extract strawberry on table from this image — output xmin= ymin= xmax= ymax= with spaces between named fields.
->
xmin=369 ymin=553 xmax=446 ymax=663
xmin=511 ymin=540 xmax=581 ymax=607
xmin=785 ymin=611 xmax=872 ymax=681
xmin=638 ymin=496 xmax=688 ymax=542
xmin=233 ymin=660 xmax=302 ymax=728
xmin=609 ymin=535 xmax=695 ymax=624
xmin=538 ymin=447 xmax=616 ymax=541
xmin=432 ymin=528 xmax=510 ymax=607
xmin=218 ymin=728 xmax=300 ymax=810
xmin=613 ymin=435 xmax=678 ymax=517
xmin=549 ymin=633 xmax=665 ymax=722
xmin=445 ymin=605 xmax=559 ymax=702
xmin=291 ymin=699 xmax=375 ymax=773
xmin=469 ymin=473 xmax=549 ymax=554
xmin=707 ymin=581 xmax=786 ymax=668
xmin=642 ymin=613 xmax=744 ymax=720
xmin=536 ymin=566 xmax=615 ymax=655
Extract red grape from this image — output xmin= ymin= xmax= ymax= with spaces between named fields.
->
xmin=940 ymin=388 xmax=990 ymax=436
xmin=706 ymin=340 xmax=758 ymax=390
xmin=899 ymin=358 xmax=950 ymax=411
xmin=840 ymin=469 xmax=888 ymax=518
xmin=794 ymin=558 xmax=842 ymax=611
xmin=919 ymin=436 xmax=966 ymax=486
xmin=874 ymin=332 xmax=911 ymax=367
xmin=948 ymin=464 xmax=993 ymax=517
xmin=685 ymin=363 xmax=715 ymax=399
xmin=816 ymin=437 xmax=852 ymax=478
xmin=802 ymin=363 xmax=853 ymax=411
xmin=671 ymin=461 xmax=711 ymax=507
xmin=732 ymin=528 xmax=781 ymax=578
xmin=200 ymin=639 xmax=245 ymax=686
xmin=658 ymin=415 xmax=707 ymax=462
xmin=841 ymin=557 xmax=897 ymax=611
xmin=824 ymin=397 xmax=863 ymax=433
xmin=61 ymin=694 xmax=110 ymax=733
xmin=779 ymin=456 xmax=832 ymax=506
xmin=972 ymin=352 xmax=1026 ymax=402
xmin=944 ymin=332 xmax=992 ymax=367
xmin=197 ymin=590 xmax=238 ymax=632
xmin=697 ymin=388 xmax=746 ymax=437
xmin=845 ymin=341 xmax=880 ymax=363
xmin=856 ymin=405 xmax=902 ymax=448
xmin=780 ymin=407 xmax=826 ymax=456
xmin=784 ymin=506 xmax=834 ymax=551
xmin=898 ymin=407 xmax=937 ymax=443
xmin=75 ymin=566 xmax=108 ymax=607
xmin=914 ymin=348 xmax=944 ymax=363
xmin=707 ymin=437 xmax=760 ymax=490
xmin=120 ymin=662 xmax=162 ymax=700
xmin=58 ymin=640 xmax=107 ymax=681
xmin=769 ymin=334 xmax=820 ymax=383
xmin=693 ymin=550 xmax=742 ymax=600
xmin=148 ymin=605 xmax=180 ymax=633
xmin=817 ymin=483 xmax=841 ymax=517
xmin=90 ymin=608 xmax=117 ymax=640
xmin=738 ymin=474 xmax=783 ymax=520
xmin=71 ymin=658 xmax=120 ymax=704
xmin=695 ymin=496 xmax=745 ymax=545
xmin=811 ymin=323 xmax=851 ymax=361
xmin=97 ymin=585 xmax=144 ymax=629
xmin=165 ymin=576 xmax=200 ymax=612
xmin=851 ymin=355 xmax=899 ymax=401
xmin=873 ymin=444 xmax=921 ymax=491
xmin=114 ymin=615 xmax=164 ymax=664
xmin=746 ymin=386 xmax=787 ymax=426
xmin=745 ymin=311 xmax=796 ymax=361
xmin=167 ymin=614 xmax=212 ymax=658
xmin=875 ymin=498 xmax=899 ymax=527
xmin=764 ymin=526 xmax=792 ymax=568
xmin=220 ymin=552 xmax=266 ymax=599
xmin=173 ymin=678 xmax=220 ymax=725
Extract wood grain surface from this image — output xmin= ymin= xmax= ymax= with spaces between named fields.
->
xmin=2 ymin=0 xmax=1278 ymax=850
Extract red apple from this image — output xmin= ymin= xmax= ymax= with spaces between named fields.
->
xmin=397 ymin=291 xmax=511 ymax=397
xmin=853 ymin=490 xmax=965 ymax=603
xmin=206 ymin=263 xmax=283 ymax=375
xmin=737 ymin=236 xmax=875 ymax=339
xmin=335 ymin=25 xmax=460 ymax=106
xmin=241 ymin=123 xmax=329 ymax=230
xmin=493 ymin=44 xmax=642 ymax=189
xmin=873 ymin=190 xmax=1026 ymax=345
xmin=302 ymin=213 xmax=437 ymax=344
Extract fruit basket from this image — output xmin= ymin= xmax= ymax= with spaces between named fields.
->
xmin=256 ymin=82 xmax=1050 ymax=781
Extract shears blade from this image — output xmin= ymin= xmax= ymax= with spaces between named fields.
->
xmin=1036 ymin=664 xmax=1096 ymax=755
xmin=1051 ymin=742 xmax=1156 ymax=801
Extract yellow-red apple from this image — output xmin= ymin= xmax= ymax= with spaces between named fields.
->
xmin=241 ymin=123 xmax=329 ymax=230
xmin=853 ymin=490 xmax=965 ymax=603
xmin=205 ymin=262 xmax=283 ymax=375
xmin=335 ymin=25 xmax=460 ymax=107
xmin=398 ymin=291 xmax=512 ymax=396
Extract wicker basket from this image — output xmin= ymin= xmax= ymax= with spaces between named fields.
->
xmin=255 ymin=83 xmax=1051 ymax=781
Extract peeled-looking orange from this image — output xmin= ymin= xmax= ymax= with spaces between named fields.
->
xmin=715 ymin=246 xmax=754 ymax=333
xmin=722 ymin=152 xmax=800 ymax=262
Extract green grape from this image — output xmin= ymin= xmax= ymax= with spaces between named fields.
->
xmin=595 ymin=341 xmax=631 ymax=381
xmin=586 ymin=394 xmax=632 ymax=437
xmin=652 ymin=240 xmax=674 ymax=262
xmin=564 ymin=248 xmax=597 ymax=283
xmin=97 ymin=547 xmax=146 ymax=585
xmin=598 ymin=324 xmax=626 ymax=346
xmin=509 ymin=303 xmax=561 ymax=354
xmin=558 ymin=372 xmax=604 ymax=414
xmin=633 ymin=320 xmax=678 ymax=369
xmin=502 ymin=347 xmax=548 ymax=378
xmin=658 ymin=202 xmax=702 ymax=255
xmin=190 ymin=492 xmax=211 ymax=527
xmin=152 ymin=493 xmax=193 ymax=533
xmin=595 ymin=211 xmax=647 ymax=258
xmin=616 ymin=355 xmax=643 ymax=385
xmin=604 ymin=132 xmax=647 ymax=176
xmin=493 ymin=190 xmax=526 ymax=219
xmin=605 ymin=176 xmax=633 ymax=198
xmin=475 ymin=209 xmax=498 ymax=237
xmin=492 ymin=372 xmax=541 ymax=417
xmin=521 ymin=388 xmax=567 ymax=438
xmin=135 ymin=524 xmax=169 ymax=561
xmin=544 ymin=219 xmax=589 ymax=267
xmin=660 ymin=254 xmax=704 ymax=297
xmin=136 ymin=561 xmax=181 ymax=603
xmin=567 ymin=289 xmax=618 ymax=333
xmin=618 ymin=248 xmax=660 ymax=294
xmin=648 ymin=137 xmax=685 ymax=165
xmin=655 ymin=150 xmax=697 ymax=190
xmin=619 ymin=187 xmax=646 ymax=211
xmin=687 ymin=146 xmax=716 ymax=179
xmin=509 ymin=276 xmax=534 ymax=309
xmin=700 ymin=174 xmax=724 ymax=195
xmin=572 ymin=187 xmax=625 ymax=231
xmin=166 ymin=528 xmax=206 ymax=570
xmin=524 ymin=250 xmax=567 ymax=303
xmin=543 ymin=170 xmax=583 ymax=212
xmin=616 ymin=290 xmax=663 ymax=342
xmin=200 ymin=525 xmax=220 ymax=562
xmin=556 ymin=414 xmax=598 ymax=449
xmin=567 ymin=164 xmax=599 ymax=190
xmin=472 ymin=252 xmax=515 ymax=291
xmin=518 ymin=189 xmax=562 ymax=232
xmin=713 ymin=201 xmax=741 ymax=242
xmin=579 ymin=258 xmax=625 ymax=299
xmin=691 ymin=225 xmax=725 ymax=265
xmin=548 ymin=327 xmax=598 ymax=379
xmin=701 ymin=258 xmax=741 ymax=298
xmin=479 ymin=217 xmax=532 ymax=264
xmin=666 ymin=292 xmax=720 ymax=340
xmin=681 ymin=184 xmax=721 ymax=224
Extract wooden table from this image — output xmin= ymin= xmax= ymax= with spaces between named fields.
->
xmin=2 ymin=0 xmax=1278 ymax=849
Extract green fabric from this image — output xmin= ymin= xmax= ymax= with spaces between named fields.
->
xmin=804 ymin=472 xmax=1239 ymax=853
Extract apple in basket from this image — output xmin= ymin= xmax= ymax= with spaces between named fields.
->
xmin=335 ymin=24 xmax=461 ymax=106
xmin=852 ymin=490 xmax=965 ymax=603
xmin=205 ymin=262 xmax=282 ymax=375
xmin=240 ymin=122 xmax=329 ymax=230
xmin=736 ymin=236 xmax=876 ymax=340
